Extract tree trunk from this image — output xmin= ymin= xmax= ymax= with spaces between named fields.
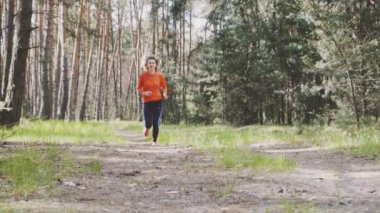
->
xmin=286 ymin=80 xmax=293 ymax=125
xmin=151 ymin=0 xmax=158 ymax=54
xmin=1 ymin=0 xmax=15 ymax=101
xmin=56 ymin=0 xmax=68 ymax=120
xmin=172 ymin=17 xmax=178 ymax=75
xmin=95 ymin=14 xmax=106 ymax=120
xmin=112 ymin=44 xmax=119 ymax=119
xmin=39 ymin=0 xmax=56 ymax=119
xmin=281 ymin=94 xmax=285 ymax=124
xmin=67 ymin=0 xmax=84 ymax=120
xmin=115 ymin=0 xmax=126 ymax=119
xmin=0 ymin=0 xmax=3 ymax=92
xmin=79 ymin=36 xmax=95 ymax=121
xmin=101 ymin=6 xmax=111 ymax=120
xmin=259 ymin=100 xmax=264 ymax=125
xmin=52 ymin=0 xmax=64 ymax=118
xmin=184 ymin=7 xmax=193 ymax=124
xmin=0 ymin=0 xmax=33 ymax=126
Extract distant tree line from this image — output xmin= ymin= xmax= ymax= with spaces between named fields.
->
xmin=0 ymin=0 xmax=378 ymax=128
xmin=194 ymin=0 xmax=379 ymax=128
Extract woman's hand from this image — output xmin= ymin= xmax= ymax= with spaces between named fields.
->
xmin=163 ymin=92 xmax=168 ymax=99
xmin=143 ymin=91 xmax=152 ymax=96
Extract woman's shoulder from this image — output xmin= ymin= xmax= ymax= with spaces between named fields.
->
xmin=140 ymin=71 xmax=148 ymax=76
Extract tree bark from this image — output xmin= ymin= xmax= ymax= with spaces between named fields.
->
xmin=0 ymin=0 xmax=3 ymax=92
xmin=151 ymin=0 xmax=158 ymax=54
xmin=0 ymin=0 xmax=33 ymax=126
xmin=101 ymin=4 xmax=111 ymax=120
xmin=1 ymin=0 xmax=15 ymax=101
xmin=79 ymin=36 xmax=95 ymax=121
xmin=57 ymin=1 xmax=68 ymax=120
xmin=39 ymin=0 xmax=56 ymax=119
xmin=67 ymin=0 xmax=84 ymax=120
xmin=53 ymin=0 xmax=64 ymax=118
xmin=95 ymin=10 xmax=107 ymax=120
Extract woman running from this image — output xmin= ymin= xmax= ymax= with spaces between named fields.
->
xmin=137 ymin=55 xmax=168 ymax=145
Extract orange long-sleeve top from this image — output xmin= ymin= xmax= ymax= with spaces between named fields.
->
xmin=137 ymin=71 xmax=167 ymax=103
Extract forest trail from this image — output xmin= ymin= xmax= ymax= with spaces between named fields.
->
xmin=2 ymin=129 xmax=380 ymax=212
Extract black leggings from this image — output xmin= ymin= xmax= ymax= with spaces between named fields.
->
xmin=143 ymin=100 xmax=163 ymax=142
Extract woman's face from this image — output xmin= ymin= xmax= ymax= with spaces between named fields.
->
xmin=147 ymin=59 xmax=156 ymax=70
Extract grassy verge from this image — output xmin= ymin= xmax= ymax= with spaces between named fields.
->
xmin=0 ymin=143 xmax=102 ymax=201
xmin=0 ymin=205 xmax=15 ymax=213
xmin=125 ymin=123 xmax=295 ymax=171
xmin=346 ymin=127 xmax=380 ymax=157
xmin=211 ymin=148 xmax=295 ymax=170
xmin=125 ymin=122 xmax=380 ymax=168
xmin=0 ymin=119 xmax=122 ymax=201
xmin=1 ymin=119 xmax=124 ymax=144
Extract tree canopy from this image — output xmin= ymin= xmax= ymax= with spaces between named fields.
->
xmin=0 ymin=0 xmax=378 ymax=127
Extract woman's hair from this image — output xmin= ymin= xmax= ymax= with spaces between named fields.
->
xmin=145 ymin=55 xmax=159 ymax=66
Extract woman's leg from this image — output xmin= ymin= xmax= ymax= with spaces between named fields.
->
xmin=143 ymin=103 xmax=153 ymax=129
xmin=152 ymin=101 xmax=163 ymax=142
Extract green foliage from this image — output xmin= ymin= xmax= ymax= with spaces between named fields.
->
xmin=160 ymin=70 xmax=182 ymax=124
xmin=193 ymin=0 xmax=323 ymax=126
xmin=308 ymin=0 xmax=380 ymax=125
xmin=188 ymin=0 xmax=379 ymax=127
xmin=2 ymin=120 xmax=123 ymax=144
xmin=192 ymin=42 xmax=220 ymax=124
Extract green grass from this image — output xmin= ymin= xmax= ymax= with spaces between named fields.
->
xmin=347 ymin=127 xmax=380 ymax=157
xmin=87 ymin=161 xmax=102 ymax=173
xmin=1 ymin=119 xmax=124 ymax=144
xmin=211 ymin=147 xmax=295 ymax=170
xmin=125 ymin=122 xmax=380 ymax=169
xmin=0 ymin=144 xmax=71 ymax=196
xmin=0 ymin=204 xmax=15 ymax=213
xmin=297 ymin=125 xmax=380 ymax=157
xmin=124 ymin=123 xmax=296 ymax=171
xmin=280 ymin=201 xmax=317 ymax=213
xmin=0 ymin=143 xmax=101 ymax=199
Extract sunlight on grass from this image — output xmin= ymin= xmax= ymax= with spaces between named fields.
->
xmin=2 ymin=119 xmax=124 ymax=144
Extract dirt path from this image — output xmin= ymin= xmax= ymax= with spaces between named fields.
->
xmin=2 ymin=129 xmax=380 ymax=212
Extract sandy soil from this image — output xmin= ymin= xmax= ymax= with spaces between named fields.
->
xmin=1 ymin=129 xmax=380 ymax=212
